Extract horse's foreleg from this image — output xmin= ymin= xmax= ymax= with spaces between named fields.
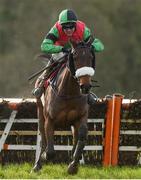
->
xmin=32 ymin=99 xmax=46 ymax=172
xmin=68 ymin=122 xmax=88 ymax=174
xmin=44 ymin=117 xmax=55 ymax=161
xmin=73 ymin=123 xmax=88 ymax=161
xmin=37 ymin=99 xmax=47 ymax=152
xmin=71 ymin=125 xmax=78 ymax=156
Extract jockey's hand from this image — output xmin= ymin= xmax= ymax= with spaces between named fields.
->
xmin=62 ymin=48 xmax=70 ymax=54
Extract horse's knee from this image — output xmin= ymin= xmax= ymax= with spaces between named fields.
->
xmin=78 ymin=124 xmax=88 ymax=141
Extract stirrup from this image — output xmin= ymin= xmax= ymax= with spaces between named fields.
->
xmin=88 ymin=92 xmax=99 ymax=105
xmin=32 ymin=87 xmax=44 ymax=98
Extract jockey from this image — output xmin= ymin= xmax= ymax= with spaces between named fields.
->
xmin=32 ymin=9 xmax=104 ymax=103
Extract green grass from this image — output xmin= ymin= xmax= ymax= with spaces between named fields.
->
xmin=0 ymin=163 xmax=141 ymax=179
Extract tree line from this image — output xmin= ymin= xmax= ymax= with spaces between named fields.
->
xmin=0 ymin=0 xmax=141 ymax=98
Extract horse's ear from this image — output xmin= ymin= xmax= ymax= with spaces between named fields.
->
xmin=86 ymin=36 xmax=94 ymax=47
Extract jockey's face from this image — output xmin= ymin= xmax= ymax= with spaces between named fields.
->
xmin=63 ymin=27 xmax=75 ymax=36
xmin=62 ymin=23 xmax=76 ymax=37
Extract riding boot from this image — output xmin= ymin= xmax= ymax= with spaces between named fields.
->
xmin=32 ymin=81 xmax=44 ymax=98
xmin=32 ymin=53 xmax=64 ymax=98
xmin=87 ymin=92 xmax=99 ymax=105
xmin=32 ymin=68 xmax=51 ymax=98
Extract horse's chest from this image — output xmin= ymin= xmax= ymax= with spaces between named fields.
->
xmin=48 ymin=96 xmax=88 ymax=122
xmin=51 ymin=105 xmax=85 ymax=123
xmin=57 ymin=109 xmax=79 ymax=121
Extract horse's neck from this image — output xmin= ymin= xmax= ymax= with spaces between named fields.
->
xmin=57 ymin=68 xmax=80 ymax=97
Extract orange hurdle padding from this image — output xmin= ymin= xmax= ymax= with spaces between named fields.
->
xmin=103 ymin=94 xmax=123 ymax=166
xmin=3 ymin=144 xmax=8 ymax=150
xmin=111 ymin=94 xmax=123 ymax=165
xmin=103 ymin=97 xmax=113 ymax=166
xmin=8 ymin=102 xmax=21 ymax=110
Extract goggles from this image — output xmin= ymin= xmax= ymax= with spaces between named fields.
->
xmin=62 ymin=23 xmax=76 ymax=30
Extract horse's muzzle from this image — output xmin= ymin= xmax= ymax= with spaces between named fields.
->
xmin=78 ymin=75 xmax=92 ymax=94
xmin=80 ymin=84 xmax=92 ymax=94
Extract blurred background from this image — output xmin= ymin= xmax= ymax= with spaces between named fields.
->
xmin=0 ymin=0 xmax=141 ymax=98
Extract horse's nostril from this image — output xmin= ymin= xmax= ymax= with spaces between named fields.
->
xmin=80 ymin=84 xmax=84 ymax=89
xmin=80 ymin=84 xmax=91 ymax=94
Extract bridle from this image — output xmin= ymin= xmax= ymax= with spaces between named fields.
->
xmin=66 ymin=43 xmax=95 ymax=94
xmin=67 ymin=43 xmax=95 ymax=78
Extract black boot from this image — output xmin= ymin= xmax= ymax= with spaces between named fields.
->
xmin=32 ymin=69 xmax=50 ymax=98
xmin=87 ymin=92 xmax=99 ymax=105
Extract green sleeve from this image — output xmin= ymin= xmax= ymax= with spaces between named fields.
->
xmin=41 ymin=26 xmax=63 ymax=54
xmin=41 ymin=39 xmax=63 ymax=53
xmin=92 ymin=38 xmax=104 ymax=52
xmin=83 ymin=26 xmax=104 ymax=52
xmin=83 ymin=27 xmax=91 ymax=41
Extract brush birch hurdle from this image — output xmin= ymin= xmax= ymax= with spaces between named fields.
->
xmin=0 ymin=98 xmax=104 ymax=163
xmin=0 ymin=96 xmax=141 ymax=165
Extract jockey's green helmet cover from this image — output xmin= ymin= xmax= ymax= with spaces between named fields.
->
xmin=59 ymin=9 xmax=77 ymax=24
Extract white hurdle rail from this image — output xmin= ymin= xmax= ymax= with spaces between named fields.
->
xmin=1 ymin=98 xmax=141 ymax=164
xmin=0 ymin=110 xmax=18 ymax=152
xmin=1 ymin=115 xmax=141 ymax=153
xmin=0 ymin=111 xmax=104 ymax=163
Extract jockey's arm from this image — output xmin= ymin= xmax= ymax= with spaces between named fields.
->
xmin=41 ymin=26 xmax=63 ymax=54
xmin=41 ymin=39 xmax=63 ymax=53
xmin=83 ymin=26 xmax=104 ymax=52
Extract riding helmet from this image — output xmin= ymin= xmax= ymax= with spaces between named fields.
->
xmin=59 ymin=9 xmax=78 ymax=25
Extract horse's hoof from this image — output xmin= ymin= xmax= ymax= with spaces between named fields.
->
xmin=41 ymin=151 xmax=46 ymax=161
xmin=67 ymin=161 xmax=78 ymax=174
xmin=31 ymin=163 xmax=42 ymax=173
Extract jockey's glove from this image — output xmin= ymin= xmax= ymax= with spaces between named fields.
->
xmin=62 ymin=47 xmax=70 ymax=54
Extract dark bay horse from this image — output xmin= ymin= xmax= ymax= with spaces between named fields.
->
xmin=33 ymin=38 xmax=95 ymax=174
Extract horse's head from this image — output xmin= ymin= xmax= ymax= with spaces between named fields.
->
xmin=68 ymin=37 xmax=95 ymax=94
